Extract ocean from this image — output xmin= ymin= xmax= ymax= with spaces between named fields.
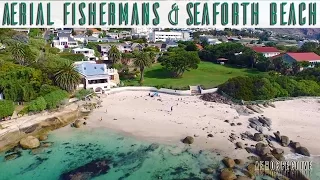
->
xmin=0 ymin=127 xmax=319 ymax=180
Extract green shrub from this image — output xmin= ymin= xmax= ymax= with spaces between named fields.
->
xmin=0 ymin=100 xmax=14 ymax=119
xmin=59 ymin=53 xmax=84 ymax=61
xmin=28 ymin=96 xmax=47 ymax=112
xmin=74 ymin=89 xmax=93 ymax=100
xmin=38 ymin=84 xmax=60 ymax=97
xmin=43 ymin=90 xmax=69 ymax=109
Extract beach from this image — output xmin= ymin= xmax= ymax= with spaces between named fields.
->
xmin=85 ymin=91 xmax=320 ymax=158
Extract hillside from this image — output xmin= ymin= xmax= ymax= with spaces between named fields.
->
xmin=266 ymin=28 xmax=320 ymax=39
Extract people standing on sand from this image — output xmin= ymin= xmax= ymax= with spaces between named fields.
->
xmin=171 ymin=106 xmax=173 ymax=112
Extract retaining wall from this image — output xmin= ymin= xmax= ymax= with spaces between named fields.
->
xmin=105 ymin=86 xmax=218 ymax=96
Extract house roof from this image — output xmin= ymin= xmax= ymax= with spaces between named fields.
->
xmin=252 ymin=46 xmax=280 ymax=53
xmin=89 ymin=28 xmax=101 ymax=33
xmin=286 ymin=52 xmax=320 ymax=62
xmin=270 ymin=53 xmax=284 ymax=60
xmin=75 ymin=62 xmax=106 ymax=76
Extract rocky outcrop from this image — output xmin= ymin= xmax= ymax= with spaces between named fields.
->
xmin=19 ymin=136 xmax=40 ymax=149
xmin=220 ymin=168 xmax=236 ymax=180
xmin=182 ymin=136 xmax=194 ymax=144
xmin=296 ymin=147 xmax=310 ymax=156
xmin=0 ymin=109 xmax=80 ymax=152
xmin=253 ymin=133 xmax=264 ymax=141
xmin=222 ymin=157 xmax=235 ymax=168
xmin=74 ymin=120 xmax=84 ymax=128
xmin=280 ymin=136 xmax=290 ymax=147
xmin=38 ymin=134 xmax=48 ymax=141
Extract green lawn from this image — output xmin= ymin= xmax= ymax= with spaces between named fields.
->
xmin=123 ymin=61 xmax=264 ymax=89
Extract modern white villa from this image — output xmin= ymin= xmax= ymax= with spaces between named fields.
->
xmin=72 ymin=47 xmax=97 ymax=61
xmin=74 ymin=61 xmax=120 ymax=93
xmin=52 ymin=33 xmax=78 ymax=50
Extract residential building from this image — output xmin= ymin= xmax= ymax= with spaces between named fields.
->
xmin=251 ymin=47 xmax=281 ymax=58
xmin=74 ymin=61 xmax=120 ymax=93
xmin=73 ymin=34 xmax=87 ymax=43
xmin=85 ymin=36 xmax=100 ymax=43
xmin=52 ymin=33 xmax=78 ymax=50
xmin=283 ymin=52 xmax=320 ymax=67
xmin=73 ymin=28 xmax=87 ymax=34
xmin=199 ymin=35 xmax=223 ymax=45
xmin=160 ymin=41 xmax=178 ymax=51
xmin=150 ymin=31 xmax=191 ymax=42
xmin=99 ymin=37 xmax=119 ymax=43
xmin=72 ymin=47 xmax=95 ymax=59
xmin=89 ymin=28 xmax=101 ymax=38
xmin=13 ymin=28 xmax=30 ymax=34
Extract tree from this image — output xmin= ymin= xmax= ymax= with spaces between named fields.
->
xmin=0 ymin=100 xmax=14 ymax=119
xmin=54 ymin=61 xmax=81 ymax=92
xmin=161 ymin=50 xmax=200 ymax=77
xmin=108 ymin=45 xmax=121 ymax=64
xmin=86 ymin=30 xmax=93 ymax=36
xmin=133 ymin=51 xmax=152 ymax=83
xmin=9 ymin=43 xmax=26 ymax=65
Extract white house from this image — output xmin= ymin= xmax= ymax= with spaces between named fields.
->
xmin=199 ymin=35 xmax=222 ymax=45
xmin=52 ymin=33 xmax=78 ymax=50
xmin=74 ymin=61 xmax=119 ymax=93
xmin=150 ymin=31 xmax=191 ymax=42
xmin=73 ymin=34 xmax=87 ymax=43
xmin=251 ymin=47 xmax=281 ymax=58
xmin=72 ymin=47 xmax=95 ymax=58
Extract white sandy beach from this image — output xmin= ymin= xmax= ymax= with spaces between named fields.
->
xmin=84 ymin=91 xmax=320 ymax=159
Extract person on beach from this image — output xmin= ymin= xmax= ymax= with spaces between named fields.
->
xmin=100 ymin=117 xmax=102 ymax=121
xmin=171 ymin=106 xmax=173 ymax=112
xmin=105 ymin=108 xmax=108 ymax=113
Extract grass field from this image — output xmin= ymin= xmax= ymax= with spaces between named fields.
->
xmin=123 ymin=61 xmax=263 ymax=89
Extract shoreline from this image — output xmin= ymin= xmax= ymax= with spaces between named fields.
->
xmin=83 ymin=91 xmax=320 ymax=160
xmin=1 ymin=90 xmax=320 ymax=161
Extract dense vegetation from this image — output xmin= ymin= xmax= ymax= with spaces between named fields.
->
xmin=0 ymin=100 xmax=15 ymax=119
xmin=0 ymin=29 xmax=80 ymax=118
xmin=219 ymin=71 xmax=320 ymax=101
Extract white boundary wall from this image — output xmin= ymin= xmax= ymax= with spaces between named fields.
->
xmin=105 ymin=86 xmax=218 ymax=96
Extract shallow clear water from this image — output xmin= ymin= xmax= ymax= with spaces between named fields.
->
xmin=1 ymin=127 xmax=320 ymax=180
xmin=0 ymin=128 xmax=223 ymax=180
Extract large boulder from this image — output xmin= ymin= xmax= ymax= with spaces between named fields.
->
xmin=258 ymin=116 xmax=272 ymax=127
xmin=235 ymin=142 xmax=244 ymax=149
xmin=258 ymin=147 xmax=271 ymax=156
xmin=253 ymin=133 xmax=264 ymax=141
xmin=220 ymin=168 xmax=236 ymax=180
xmin=290 ymin=142 xmax=301 ymax=149
xmin=296 ymin=147 xmax=310 ymax=156
xmin=280 ymin=136 xmax=290 ymax=147
xmin=74 ymin=120 xmax=84 ymax=128
xmin=223 ymin=157 xmax=235 ymax=168
xmin=20 ymin=136 xmax=40 ymax=149
xmin=182 ymin=136 xmax=194 ymax=144
xmin=273 ymin=131 xmax=281 ymax=142
xmin=272 ymin=148 xmax=284 ymax=155
xmin=38 ymin=134 xmax=48 ymax=141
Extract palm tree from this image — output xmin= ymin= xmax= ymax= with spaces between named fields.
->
xmin=133 ymin=51 xmax=152 ymax=83
xmin=108 ymin=45 xmax=121 ymax=64
xmin=54 ymin=62 xmax=81 ymax=92
xmin=10 ymin=43 xmax=26 ymax=65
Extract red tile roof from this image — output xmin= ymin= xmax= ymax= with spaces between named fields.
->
xmin=251 ymin=46 xmax=280 ymax=53
xmin=196 ymin=44 xmax=203 ymax=50
xmin=286 ymin=52 xmax=320 ymax=62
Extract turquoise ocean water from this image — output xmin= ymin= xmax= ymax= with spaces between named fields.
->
xmin=1 ymin=127 xmax=320 ymax=180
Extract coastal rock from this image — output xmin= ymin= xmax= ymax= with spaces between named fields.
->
xmin=20 ymin=136 xmax=40 ymax=149
xmin=74 ymin=120 xmax=84 ymax=128
xmin=272 ymin=148 xmax=284 ymax=155
xmin=273 ymin=131 xmax=281 ymax=142
xmin=296 ymin=147 xmax=310 ymax=156
xmin=273 ymin=153 xmax=285 ymax=161
xmin=261 ymin=154 xmax=277 ymax=162
xmin=280 ymin=136 xmax=290 ymax=147
xmin=255 ymin=143 xmax=267 ymax=154
xmin=237 ymin=176 xmax=251 ymax=180
xmin=259 ymin=147 xmax=271 ymax=156
xmin=253 ymin=133 xmax=264 ymax=141
xmin=290 ymin=142 xmax=301 ymax=149
xmin=60 ymin=158 xmax=110 ymax=180
xmin=247 ymin=155 xmax=260 ymax=161
xmin=182 ymin=136 xmax=194 ymax=144
xmin=258 ymin=116 xmax=272 ymax=127
xmin=4 ymin=153 xmax=20 ymax=161
xmin=247 ymin=163 xmax=256 ymax=174
xmin=222 ymin=157 xmax=235 ymax=168
xmin=203 ymin=167 xmax=214 ymax=174
xmin=234 ymin=159 xmax=244 ymax=165
xmin=235 ymin=142 xmax=244 ymax=149
xmin=42 ymin=142 xmax=53 ymax=148
xmin=246 ymin=105 xmax=263 ymax=113
xmin=38 ymin=134 xmax=48 ymax=141
xmin=220 ymin=168 xmax=236 ymax=180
